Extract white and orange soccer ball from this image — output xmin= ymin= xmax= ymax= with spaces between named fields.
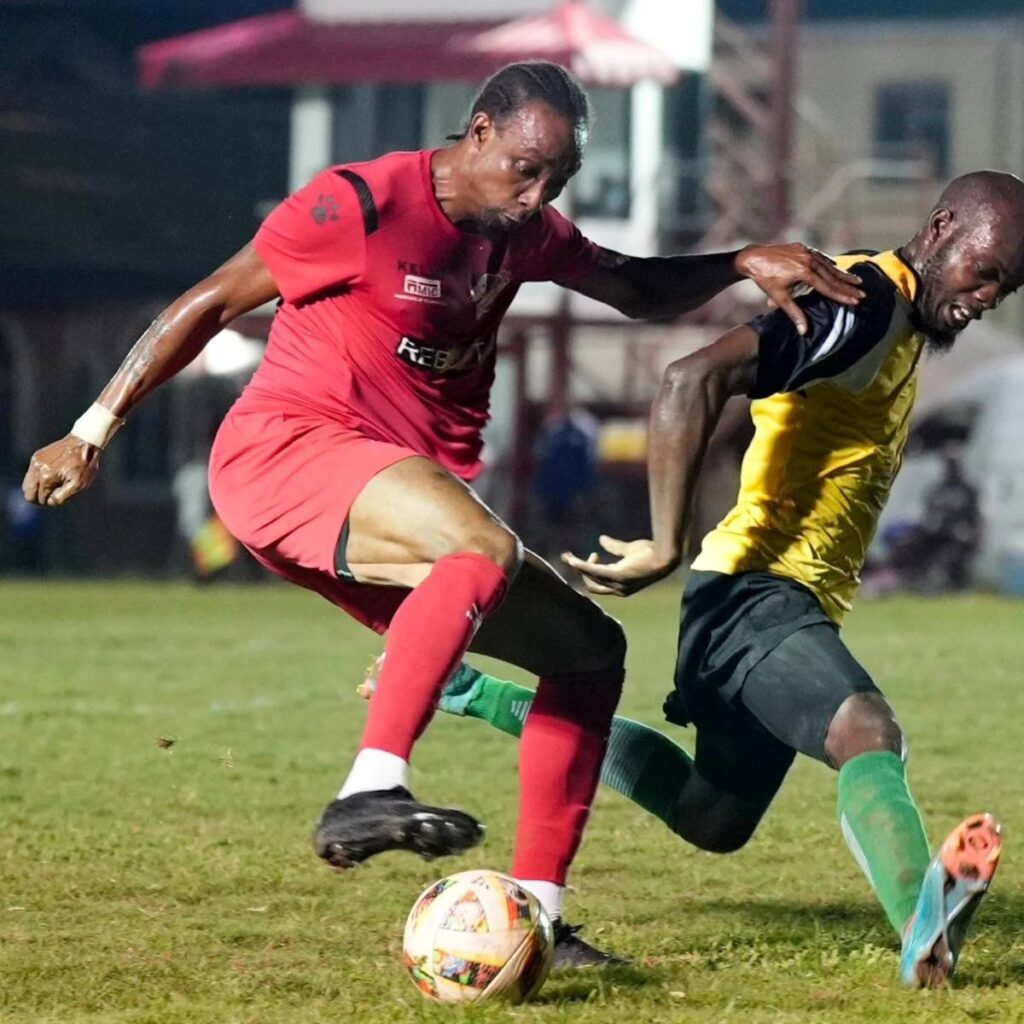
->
xmin=402 ymin=869 xmax=554 ymax=1004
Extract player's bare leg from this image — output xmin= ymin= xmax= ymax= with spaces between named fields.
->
xmin=342 ymin=495 xmax=631 ymax=965
xmin=316 ymin=455 xmax=633 ymax=966
xmin=343 ymin=456 xmax=520 ymax=587
xmin=314 ymin=457 xmax=520 ymax=870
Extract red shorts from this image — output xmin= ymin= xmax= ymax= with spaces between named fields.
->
xmin=208 ymin=401 xmax=416 ymax=633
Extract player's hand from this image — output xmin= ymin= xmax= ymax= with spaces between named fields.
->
xmin=561 ymin=535 xmax=679 ymax=597
xmin=22 ymin=435 xmax=102 ymax=507
xmin=735 ymin=243 xmax=865 ymax=335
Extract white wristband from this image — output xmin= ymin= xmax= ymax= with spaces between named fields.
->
xmin=70 ymin=403 xmax=125 ymax=449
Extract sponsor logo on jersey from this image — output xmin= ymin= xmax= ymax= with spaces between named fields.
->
xmin=397 ymin=260 xmax=438 ymax=275
xmin=394 ymin=271 xmax=445 ymax=306
xmin=395 ymin=335 xmax=494 ymax=374
xmin=403 ymin=274 xmax=441 ymax=299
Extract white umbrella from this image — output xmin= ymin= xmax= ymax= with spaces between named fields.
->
xmin=453 ymin=0 xmax=680 ymax=87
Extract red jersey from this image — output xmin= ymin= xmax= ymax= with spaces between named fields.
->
xmin=245 ymin=149 xmax=602 ymax=479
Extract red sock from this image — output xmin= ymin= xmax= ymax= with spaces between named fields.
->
xmin=360 ymin=552 xmax=508 ymax=759
xmin=511 ymin=668 xmax=624 ymax=884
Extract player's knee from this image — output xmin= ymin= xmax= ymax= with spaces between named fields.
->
xmin=682 ymin=816 xmax=757 ymax=854
xmin=459 ymin=527 xmax=523 ymax=578
xmin=591 ymin=611 xmax=627 ymax=671
xmin=670 ymin=780 xmax=765 ymax=853
xmin=552 ymin=595 xmax=627 ymax=676
xmin=824 ymin=692 xmax=904 ymax=768
xmin=603 ymin=613 xmax=628 ymax=664
xmin=696 ymin=828 xmax=755 ymax=855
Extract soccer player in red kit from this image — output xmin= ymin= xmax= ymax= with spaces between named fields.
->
xmin=23 ymin=62 xmax=864 ymax=964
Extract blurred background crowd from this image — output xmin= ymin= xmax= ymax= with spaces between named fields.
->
xmin=3 ymin=0 xmax=1024 ymax=595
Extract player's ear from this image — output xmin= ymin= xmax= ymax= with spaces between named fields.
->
xmin=468 ymin=111 xmax=495 ymax=150
xmin=929 ymin=206 xmax=955 ymax=242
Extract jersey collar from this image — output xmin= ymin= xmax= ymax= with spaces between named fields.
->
xmin=422 ymin=149 xmax=464 ymax=241
xmin=873 ymin=249 xmax=920 ymax=304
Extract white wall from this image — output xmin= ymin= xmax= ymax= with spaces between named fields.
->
xmin=289 ymin=88 xmax=332 ymax=193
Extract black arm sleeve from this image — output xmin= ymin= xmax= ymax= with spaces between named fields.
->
xmin=748 ymin=262 xmax=898 ymax=398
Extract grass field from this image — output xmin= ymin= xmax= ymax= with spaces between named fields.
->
xmin=2 ymin=579 xmax=1023 ymax=1023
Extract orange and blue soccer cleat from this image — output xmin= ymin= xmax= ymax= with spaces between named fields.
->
xmin=901 ymin=813 xmax=1003 ymax=988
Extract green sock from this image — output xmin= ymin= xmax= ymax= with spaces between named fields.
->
xmin=837 ymin=750 xmax=932 ymax=934
xmin=457 ymin=669 xmax=534 ymax=737
xmin=443 ymin=666 xmax=694 ymax=831
xmin=601 ymin=716 xmax=695 ymax=828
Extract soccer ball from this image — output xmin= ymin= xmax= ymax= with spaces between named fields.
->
xmin=402 ymin=869 xmax=554 ymax=1004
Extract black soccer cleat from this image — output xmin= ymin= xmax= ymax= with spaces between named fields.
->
xmin=312 ymin=786 xmax=484 ymax=869
xmin=552 ymin=921 xmax=632 ymax=968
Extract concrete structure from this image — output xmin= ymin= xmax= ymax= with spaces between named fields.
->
xmin=777 ymin=12 xmax=1024 ymax=332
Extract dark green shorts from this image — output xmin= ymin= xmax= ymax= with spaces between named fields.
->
xmin=664 ymin=570 xmax=881 ymax=802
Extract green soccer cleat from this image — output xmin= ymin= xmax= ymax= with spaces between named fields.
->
xmin=436 ymin=663 xmax=485 ymax=715
xmin=356 ymin=654 xmax=483 ymax=715
xmin=900 ymin=813 xmax=1003 ymax=988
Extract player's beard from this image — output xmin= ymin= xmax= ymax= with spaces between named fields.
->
xmin=913 ymin=242 xmax=959 ymax=354
xmin=473 ymin=206 xmax=524 ymax=239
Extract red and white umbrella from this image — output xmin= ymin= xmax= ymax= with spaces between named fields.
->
xmin=453 ymin=0 xmax=680 ymax=88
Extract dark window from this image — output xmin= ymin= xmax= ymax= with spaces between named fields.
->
xmin=660 ymin=73 xmax=707 ymax=248
xmin=374 ymin=85 xmax=425 ymax=154
xmin=331 ymin=85 xmax=425 ymax=163
xmin=874 ymin=81 xmax=950 ymax=177
xmin=573 ymin=87 xmax=632 ymax=220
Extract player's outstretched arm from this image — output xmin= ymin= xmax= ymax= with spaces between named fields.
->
xmin=563 ymin=325 xmax=759 ymax=596
xmin=22 ymin=243 xmax=279 ymax=507
xmin=565 ymin=243 xmax=864 ymax=334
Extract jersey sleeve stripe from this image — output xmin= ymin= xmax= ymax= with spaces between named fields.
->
xmin=812 ymin=305 xmax=857 ymax=362
xmin=334 ymin=169 xmax=379 ymax=236
xmin=749 ymin=263 xmax=898 ymax=396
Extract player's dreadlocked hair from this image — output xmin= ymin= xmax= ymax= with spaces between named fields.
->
xmin=449 ymin=61 xmax=590 ymax=170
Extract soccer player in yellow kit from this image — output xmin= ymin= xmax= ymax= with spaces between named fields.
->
xmin=397 ymin=171 xmax=1024 ymax=987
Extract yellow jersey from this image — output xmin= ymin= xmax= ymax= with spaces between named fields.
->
xmin=692 ymin=250 xmax=926 ymax=623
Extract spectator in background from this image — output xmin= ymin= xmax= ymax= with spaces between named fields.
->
xmin=920 ymin=449 xmax=981 ymax=590
xmin=880 ymin=448 xmax=981 ymax=593
xmin=171 ymin=434 xmax=238 ymax=582
xmin=532 ymin=403 xmax=598 ymax=574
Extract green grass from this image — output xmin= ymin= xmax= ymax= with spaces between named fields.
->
xmin=1 ymin=580 xmax=1023 ymax=1023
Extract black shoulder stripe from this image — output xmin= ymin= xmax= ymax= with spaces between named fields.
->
xmin=334 ymin=169 xmax=378 ymax=235
xmin=787 ymin=264 xmax=897 ymax=389
xmin=748 ymin=261 xmax=900 ymax=398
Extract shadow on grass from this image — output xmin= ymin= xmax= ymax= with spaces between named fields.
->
xmin=946 ymin=890 xmax=1024 ymax=989
xmin=534 ymin=963 xmax=662 ymax=1004
xmin=632 ymin=894 xmax=889 ymax=936
xmin=957 ymin=961 xmax=1024 ymax=989
xmin=637 ymin=891 xmax=1024 ymax=990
